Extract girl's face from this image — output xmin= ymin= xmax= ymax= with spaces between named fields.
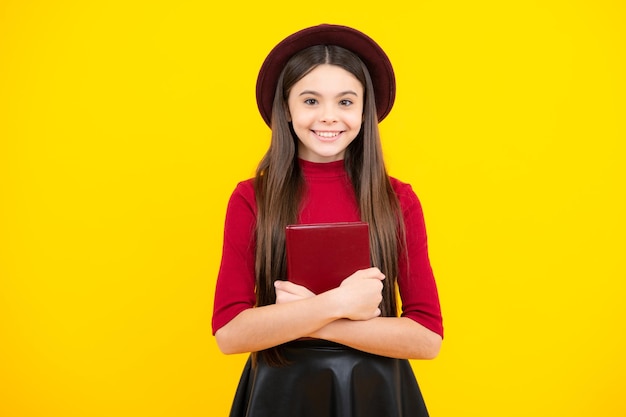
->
xmin=287 ymin=64 xmax=364 ymax=163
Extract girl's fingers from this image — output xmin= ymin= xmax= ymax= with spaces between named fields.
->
xmin=274 ymin=280 xmax=315 ymax=304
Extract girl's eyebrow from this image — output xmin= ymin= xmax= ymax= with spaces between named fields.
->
xmin=298 ymin=90 xmax=359 ymax=97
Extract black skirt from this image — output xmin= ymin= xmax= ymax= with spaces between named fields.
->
xmin=229 ymin=340 xmax=430 ymax=417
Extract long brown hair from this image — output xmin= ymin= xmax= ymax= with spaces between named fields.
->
xmin=254 ymin=45 xmax=405 ymax=366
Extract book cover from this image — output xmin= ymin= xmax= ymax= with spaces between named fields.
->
xmin=285 ymin=222 xmax=370 ymax=294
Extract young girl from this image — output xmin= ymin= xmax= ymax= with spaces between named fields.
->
xmin=212 ymin=24 xmax=443 ymax=417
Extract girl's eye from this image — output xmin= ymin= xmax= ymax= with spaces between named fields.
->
xmin=304 ymin=98 xmax=318 ymax=105
xmin=339 ymin=99 xmax=353 ymax=106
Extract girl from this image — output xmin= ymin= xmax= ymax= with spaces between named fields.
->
xmin=212 ymin=24 xmax=443 ymax=417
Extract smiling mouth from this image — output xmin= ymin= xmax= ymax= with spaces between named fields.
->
xmin=314 ymin=131 xmax=342 ymax=138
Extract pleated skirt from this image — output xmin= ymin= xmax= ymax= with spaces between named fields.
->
xmin=229 ymin=340 xmax=430 ymax=417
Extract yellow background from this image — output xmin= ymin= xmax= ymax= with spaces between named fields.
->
xmin=1 ymin=1 xmax=624 ymax=416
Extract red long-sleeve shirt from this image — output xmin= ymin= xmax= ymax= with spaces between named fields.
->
xmin=212 ymin=159 xmax=443 ymax=338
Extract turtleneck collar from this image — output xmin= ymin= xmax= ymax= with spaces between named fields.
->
xmin=298 ymin=158 xmax=347 ymax=179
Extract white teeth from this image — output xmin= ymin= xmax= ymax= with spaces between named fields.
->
xmin=316 ymin=131 xmax=340 ymax=138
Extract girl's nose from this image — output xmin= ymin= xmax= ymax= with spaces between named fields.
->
xmin=319 ymin=105 xmax=338 ymax=123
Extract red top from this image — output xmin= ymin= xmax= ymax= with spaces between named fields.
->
xmin=212 ymin=159 xmax=443 ymax=338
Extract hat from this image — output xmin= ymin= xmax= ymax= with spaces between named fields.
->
xmin=256 ymin=24 xmax=396 ymax=127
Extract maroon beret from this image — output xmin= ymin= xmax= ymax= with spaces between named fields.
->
xmin=256 ymin=24 xmax=396 ymax=127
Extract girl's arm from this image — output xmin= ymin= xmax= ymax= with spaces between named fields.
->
xmin=275 ymin=280 xmax=442 ymax=360
xmin=310 ymin=316 xmax=442 ymax=360
xmin=214 ymin=268 xmax=385 ymax=354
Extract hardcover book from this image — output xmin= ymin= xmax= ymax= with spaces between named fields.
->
xmin=285 ymin=222 xmax=371 ymax=294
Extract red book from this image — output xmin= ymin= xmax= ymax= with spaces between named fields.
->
xmin=285 ymin=222 xmax=371 ymax=294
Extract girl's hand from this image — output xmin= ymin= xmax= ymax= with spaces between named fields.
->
xmin=335 ymin=267 xmax=385 ymax=321
xmin=274 ymin=280 xmax=315 ymax=304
